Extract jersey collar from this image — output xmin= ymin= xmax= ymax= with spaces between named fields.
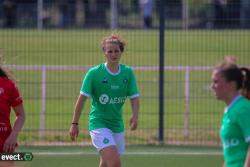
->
xmin=104 ymin=63 xmax=121 ymax=76
xmin=224 ymin=95 xmax=242 ymax=113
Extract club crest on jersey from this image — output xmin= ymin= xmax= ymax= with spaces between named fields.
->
xmin=103 ymin=138 xmax=109 ymax=144
xmin=123 ymin=78 xmax=128 ymax=84
xmin=0 ymin=88 xmax=4 ymax=95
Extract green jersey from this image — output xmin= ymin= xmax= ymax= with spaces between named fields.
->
xmin=220 ymin=95 xmax=250 ymax=167
xmin=80 ymin=63 xmax=139 ymax=133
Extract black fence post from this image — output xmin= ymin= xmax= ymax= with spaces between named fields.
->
xmin=159 ymin=0 xmax=165 ymax=144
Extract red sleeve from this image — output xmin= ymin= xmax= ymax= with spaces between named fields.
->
xmin=10 ymin=82 xmax=23 ymax=107
xmin=246 ymin=92 xmax=250 ymax=100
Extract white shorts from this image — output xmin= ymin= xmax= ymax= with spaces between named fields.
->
xmin=89 ymin=128 xmax=125 ymax=155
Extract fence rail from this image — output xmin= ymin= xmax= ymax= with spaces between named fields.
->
xmin=7 ymin=64 xmax=214 ymax=143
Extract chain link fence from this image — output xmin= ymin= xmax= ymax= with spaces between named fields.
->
xmin=0 ymin=0 xmax=249 ymax=146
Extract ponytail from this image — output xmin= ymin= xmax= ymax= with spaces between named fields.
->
xmin=240 ymin=67 xmax=250 ymax=99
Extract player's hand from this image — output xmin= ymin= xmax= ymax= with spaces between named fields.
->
xmin=3 ymin=133 xmax=17 ymax=152
xmin=129 ymin=115 xmax=138 ymax=131
xmin=69 ymin=124 xmax=79 ymax=141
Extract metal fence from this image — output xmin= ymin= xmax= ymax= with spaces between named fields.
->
xmin=1 ymin=0 xmax=250 ymax=29
xmin=0 ymin=0 xmax=250 ymax=146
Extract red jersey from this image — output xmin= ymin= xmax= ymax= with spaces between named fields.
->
xmin=0 ymin=77 xmax=23 ymax=129
xmin=247 ymin=93 xmax=250 ymax=100
xmin=0 ymin=77 xmax=22 ymax=151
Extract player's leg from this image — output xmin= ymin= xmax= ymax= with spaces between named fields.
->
xmin=0 ymin=128 xmax=20 ymax=167
xmin=99 ymin=155 xmax=107 ymax=167
xmin=90 ymin=128 xmax=121 ymax=167
xmin=98 ymin=132 xmax=125 ymax=167
xmin=0 ymin=162 xmax=15 ymax=167
xmin=99 ymin=145 xmax=121 ymax=167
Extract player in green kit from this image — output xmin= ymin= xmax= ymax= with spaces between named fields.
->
xmin=211 ymin=62 xmax=250 ymax=167
xmin=69 ymin=33 xmax=139 ymax=167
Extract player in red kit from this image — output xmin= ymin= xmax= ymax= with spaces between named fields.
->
xmin=0 ymin=65 xmax=25 ymax=154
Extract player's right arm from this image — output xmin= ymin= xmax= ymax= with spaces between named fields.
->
xmin=69 ymin=94 xmax=87 ymax=141
xmin=3 ymin=104 xmax=25 ymax=152
xmin=69 ymin=67 xmax=94 ymax=141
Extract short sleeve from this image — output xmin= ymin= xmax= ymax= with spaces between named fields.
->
xmin=236 ymin=107 xmax=250 ymax=142
xmin=127 ymin=68 xmax=139 ymax=99
xmin=80 ymin=69 xmax=94 ymax=97
xmin=10 ymin=83 xmax=23 ymax=107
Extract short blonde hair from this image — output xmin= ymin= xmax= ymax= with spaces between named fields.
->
xmin=101 ymin=33 xmax=127 ymax=52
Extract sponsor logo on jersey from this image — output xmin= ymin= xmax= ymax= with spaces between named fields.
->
xmin=99 ymin=94 xmax=126 ymax=104
xmin=111 ymin=85 xmax=120 ymax=90
xmin=0 ymin=127 xmax=8 ymax=132
xmin=223 ymin=138 xmax=239 ymax=149
xmin=99 ymin=94 xmax=109 ymax=104
xmin=0 ymin=123 xmax=8 ymax=132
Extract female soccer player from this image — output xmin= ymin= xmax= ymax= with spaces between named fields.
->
xmin=0 ymin=65 xmax=25 ymax=166
xmin=69 ymin=33 xmax=139 ymax=167
xmin=211 ymin=62 xmax=250 ymax=167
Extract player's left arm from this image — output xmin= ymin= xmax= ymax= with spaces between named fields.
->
xmin=3 ymin=104 xmax=25 ymax=152
xmin=237 ymin=106 xmax=250 ymax=167
xmin=128 ymin=67 xmax=139 ymax=131
xmin=244 ymin=144 xmax=250 ymax=167
xmin=129 ymin=97 xmax=139 ymax=131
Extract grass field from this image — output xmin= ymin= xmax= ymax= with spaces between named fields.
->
xmin=1 ymin=29 xmax=249 ymax=65
xmin=15 ymin=145 xmax=223 ymax=167
xmin=0 ymin=29 xmax=249 ymax=144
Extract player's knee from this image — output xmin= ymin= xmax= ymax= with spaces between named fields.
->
xmin=99 ymin=157 xmax=107 ymax=167
xmin=108 ymin=158 xmax=121 ymax=167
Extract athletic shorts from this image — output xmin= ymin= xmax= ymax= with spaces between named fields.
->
xmin=89 ymin=128 xmax=125 ymax=155
xmin=0 ymin=144 xmax=4 ymax=152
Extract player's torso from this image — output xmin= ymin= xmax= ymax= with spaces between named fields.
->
xmin=220 ymin=98 xmax=249 ymax=167
xmin=0 ymin=78 xmax=13 ymax=124
xmin=88 ymin=64 xmax=132 ymax=132
xmin=91 ymin=64 xmax=130 ymax=107
xmin=220 ymin=113 xmax=245 ymax=149
xmin=0 ymin=77 xmax=13 ymax=141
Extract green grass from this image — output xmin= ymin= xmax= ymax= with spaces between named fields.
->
xmin=15 ymin=145 xmax=223 ymax=167
xmin=1 ymin=29 xmax=250 ymax=65
xmin=1 ymin=29 xmax=250 ymax=144
xmin=20 ymin=154 xmax=221 ymax=167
